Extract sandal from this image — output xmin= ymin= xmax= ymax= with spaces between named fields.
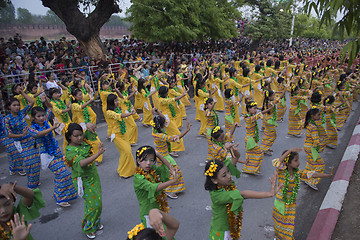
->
xmin=18 ymin=171 xmax=26 ymax=176
xmin=169 ymin=152 xmax=179 ymax=157
xmin=86 ymin=233 xmax=96 ymax=239
xmin=165 ymin=193 xmax=178 ymax=199
xmin=9 ymin=171 xmax=15 ymax=176
xmin=56 ymin=202 xmax=71 ymax=207
xmin=97 ymin=224 xmax=104 ymax=231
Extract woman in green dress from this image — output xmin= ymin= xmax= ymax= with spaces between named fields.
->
xmin=64 ymin=123 xmax=106 ymax=239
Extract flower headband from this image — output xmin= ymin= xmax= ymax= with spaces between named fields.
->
xmin=128 ymin=223 xmax=144 ymax=239
xmin=150 ymin=120 xmax=156 ymax=128
xmin=212 ymin=126 xmax=220 ymax=134
xmin=312 ymin=105 xmax=318 ymax=109
xmin=325 ymin=98 xmax=330 ymax=103
xmin=230 ymin=89 xmax=233 ymax=95
xmin=318 ymin=90 xmax=322 ymax=95
xmin=205 ymin=161 xmax=218 ymax=177
xmin=291 ymin=85 xmax=297 ymax=92
xmin=136 ymin=146 xmax=150 ymax=158
xmin=299 ymin=79 xmax=303 ymax=85
xmin=283 ymin=153 xmax=291 ymax=164
xmin=337 ymin=81 xmax=342 ymax=86
xmin=204 ymin=97 xmax=208 ymax=105
xmin=265 ymin=90 xmax=269 ymax=97
xmin=249 ymin=101 xmax=257 ymax=107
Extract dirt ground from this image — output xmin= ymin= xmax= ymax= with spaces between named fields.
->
xmin=332 ymin=155 xmax=360 ymax=240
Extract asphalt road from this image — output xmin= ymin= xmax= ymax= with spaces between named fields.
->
xmin=0 ymin=93 xmax=359 ymax=240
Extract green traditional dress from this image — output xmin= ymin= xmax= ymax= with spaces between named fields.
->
xmin=1 ymin=189 xmax=45 ymax=240
xmin=65 ymin=142 xmax=102 ymax=234
xmin=209 ymin=158 xmax=243 ymax=240
xmin=133 ymin=164 xmax=169 ymax=227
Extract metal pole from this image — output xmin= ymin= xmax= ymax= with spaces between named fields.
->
xmin=289 ymin=7 xmax=295 ymax=47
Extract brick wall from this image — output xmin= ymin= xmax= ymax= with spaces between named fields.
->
xmin=0 ymin=24 xmax=131 ymax=41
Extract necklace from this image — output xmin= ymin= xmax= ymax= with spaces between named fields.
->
xmin=51 ymin=99 xmax=69 ymax=122
xmin=31 ymin=121 xmax=58 ymax=156
xmin=0 ymin=221 xmax=12 ymax=240
xmin=282 ymin=169 xmax=300 ymax=205
xmin=135 ymin=167 xmax=169 ymax=213
xmin=115 ymin=107 xmax=127 ymax=135
xmin=217 ymin=183 xmax=243 ymax=239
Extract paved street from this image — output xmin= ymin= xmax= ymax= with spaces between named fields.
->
xmin=0 ymin=94 xmax=359 ymax=240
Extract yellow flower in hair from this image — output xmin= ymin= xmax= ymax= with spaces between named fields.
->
xmin=128 ymin=223 xmax=145 ymax=239
xmin=318 ymin=91 xmax=322 ymax=95
xmin=291 ymin=85 xmax=297 ymax=91
xmin=137 ymin=147 xmax=149 ymax=158
xmin=150 ymin=120 xmax=156 ymax=128
xmin=212 ymin=126 xmax=220 ymax=134
xmin=250 ymin=101 xmax=257 ymax=107
xmin=299 ymin=79 xmax=303 ymax=84
xmin=325 ymin=98 xmax=330 ymax=103
xmin=284 ymin=153 xmax=291 ymax=164
xmin=312 ymin=105 xmax=318 ymax=109
xmin=205 ymin=161 xmax=218 ymax=177
xmin=230 ymin=89 xmax=233 ymax=95
xmin=204 ymin=97 xmax=208 ymax=105
xmin=265 ymin=91 xmax=269 ymax=97
xmin=337 ymin=81 xmax=342 ymax=86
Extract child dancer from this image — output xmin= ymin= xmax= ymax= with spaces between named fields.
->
xmin=106 ymin=94 xmax=137 ymax=178
xmin=137 ymin=78 xmax=156 ymax=127
xmin=204 ymin=159 xmax=280 ymax=239
xmin=261 ymin=89 xmax=286 ymax=156
xmin=224 ymin=89 xmax=241 ymax=135
xmin=71 ymin=88 xmax=96 ymax=129
xmin=302 ymin=108 xmax=326 ymax=190
xmin=272 ymin=148 xmax=333 ymax=240
xmin=65 ymin=123 xmax=106 ymax=239
xmin=288 ymin=85 xmax=308 ymax=138
xmin=0 ymin=182 xmax=45 ymax=240
xmin=151 ymin=109 xmax=191 ymax=199
xmin=28 ymin=106 xmax=77 ymax=207
xmin=242 ymin=101 xmax=273 ymax=175
xmin=323 ymin=95 xmax=342 ymax=149
xmin=133 ymin=145 xmax=178 ymax=229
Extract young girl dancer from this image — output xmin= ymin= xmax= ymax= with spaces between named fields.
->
xmin=288 ymin=85 xmax=308 ymax=138
xmin=106 ymin=93 xmax=137 ymax=178
xmin=71 ymin=88 xmax=96 ymax=130
xmin=302 ymin=108 xmax=326 ymax=190
xmin=28 ymin=106 xmax=77 ymax=207
xmin=151 ymin=109 xmax=191 ymax=199
xmin=0 ymin=182 xmax=45 ymax=240
xmin=261 ymin=89 xmax=286 ymax=156
xmin=137 ymin=78 xmax=156 ymax=127
xmin=133 ymin=145 xmax=178 ymax=229
xmin=224 ymin=89 xmax=242 ymax=136
xmin=65 ymin=123 xmax=106 ymax=239
xmin=4 ymin=91 xmax=38 ymax=188
xmin=242 ymin=101 xmax=273 ymax=175
xmin=272 ymin=148 xmax=333 ymax=240
xmin=204 ymin=158 xmax=280 ymax=239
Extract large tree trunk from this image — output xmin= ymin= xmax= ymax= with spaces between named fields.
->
xmin=78 ymin=35 xmax=106 ymax=60
xmin=42 ymin=0 xmax=120 ymax=59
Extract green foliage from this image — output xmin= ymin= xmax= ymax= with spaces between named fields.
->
xmin=303 ymin=0 xmax=360 ymax=67
xmin=243 ymin=0 xmax=292 ymax=40
xmin=127 ymin=0 xmax=241 ymax=42
xmin=294 ymin=13 xmax=333 ymax=39
xmin=43 ymin=10 xmax=64 ymax=24
xmin=104 ymin=15 xmax=131 ymax=27
xmin=0 ymin=0 xmax=15 ymax=24
xmin=17 ymin=8 xmax=33 ymax=24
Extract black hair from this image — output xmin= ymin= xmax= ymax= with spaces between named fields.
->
xmin=290 ymin=85 xmax=299 ymax=96
xmin=298 ymin=78 xmax=305 ymax=87
xmin=228 ymin=67 xmax=236 ymax=78
xmin=204 ymin=97 xmax=214 ymax=110
xmin=304 ymin=108 xmax=320 ymax=128
xmin=137 ymin=78 xmax=146 ymax=93
xmin=135 ymin=145 xmax=156 ymax=166
xmin=158 ymin=86 xmax=168 ymax=98
xmin=310 ymin=91 xmax=322 ymax=104
xmin=210 ymin=126 xmax=224 ymax=140
xmin=71 ymin=88 xmax=82 ymax=103
xmin=246 ymin=101 xmax=257 ymax=112
xmin=277 ymin=77 xmax=285 ymax=84
xmin=224 ymin=88 xmax=233 ymax=99
xmin=281 ymin=150 xmax=299 ymax=165
xmin=7 ymin=97 xmax=20 ymax=109
xmin=262 ymin=89 xmax=274 ymax=112
xmin=49 ymin=87 xmax=61 ymax=99
xmin=61 ymin=77 xmax=69 ymax=86
xmin=336 ymin=80 xmax=344 ymax=90
xmin=106 ymin=94 xmax=118 ymax=111
xmin=243 ymin=68 xmax=250 ymax=77
xmin=73 ymin=79 xmax=82 ymax=89
xmin=27 ymin=82 xmax=38 ymax=92
xmin=323 ymin=95 xmax=335 ymax=105
xmin=274 ymin=60 xmax=280 ymax=70
xmin=116 ymin=81 xmax=125 ymax=92
xmin=153 ymin=115 xmax=165 ymax=133
xmin=100 ymin=80 xmax=110 ymax=90
xmin=204 ymin=159 xmax=226 ymax=191
xmin=65 ymin=122 xmax=83 ymax=143
xmin=195 ymin=78 xmax=205 ymax=97
xmin=128 ymin=228 xmax=162 ymax=240
xmin=266 ymin=59 xmax=273 ymax=67
xmin=11 ymin=83 xmax=22 ymax=95
xmin=255 ymin=65 xmax=261 ymax=72
xmin=31 ymin=106 xmax=45 ymax=118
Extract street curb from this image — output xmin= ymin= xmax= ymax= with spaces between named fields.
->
xmin=307 ymin=118 xmax=360 ymax=240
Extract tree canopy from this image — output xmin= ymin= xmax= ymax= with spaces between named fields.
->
xmin=126 ymin=0 xmax=242 ymax=42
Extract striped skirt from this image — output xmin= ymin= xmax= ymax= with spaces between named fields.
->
xmin=336 ymin=109 xmax=347 ymax=129
xmin=0 ymin=137 xmax=24 ymax=173
xmin=48 ymin=149 xmax=77 ymax=203
xmin=21 ymin=136 xmax=40 ymax=189
xmin=277 ymin=102 xmax=287 ymax=120
xmin=288 ymin=108 xmax=302 ymax=135
xmin=326 ymin=119 xmax=338 ymax=146
xmin=163 ymin=155 xmax=185 ymax=194
xmin=273 ymin=203 xmax=296 ymax=240
xmin=242 ymin=141 xmax=264 ymax=174
xmin=302 ymin=147 xmax=325 ymax=187
xmin=261 ymin=123 xmax=277 ymax=151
